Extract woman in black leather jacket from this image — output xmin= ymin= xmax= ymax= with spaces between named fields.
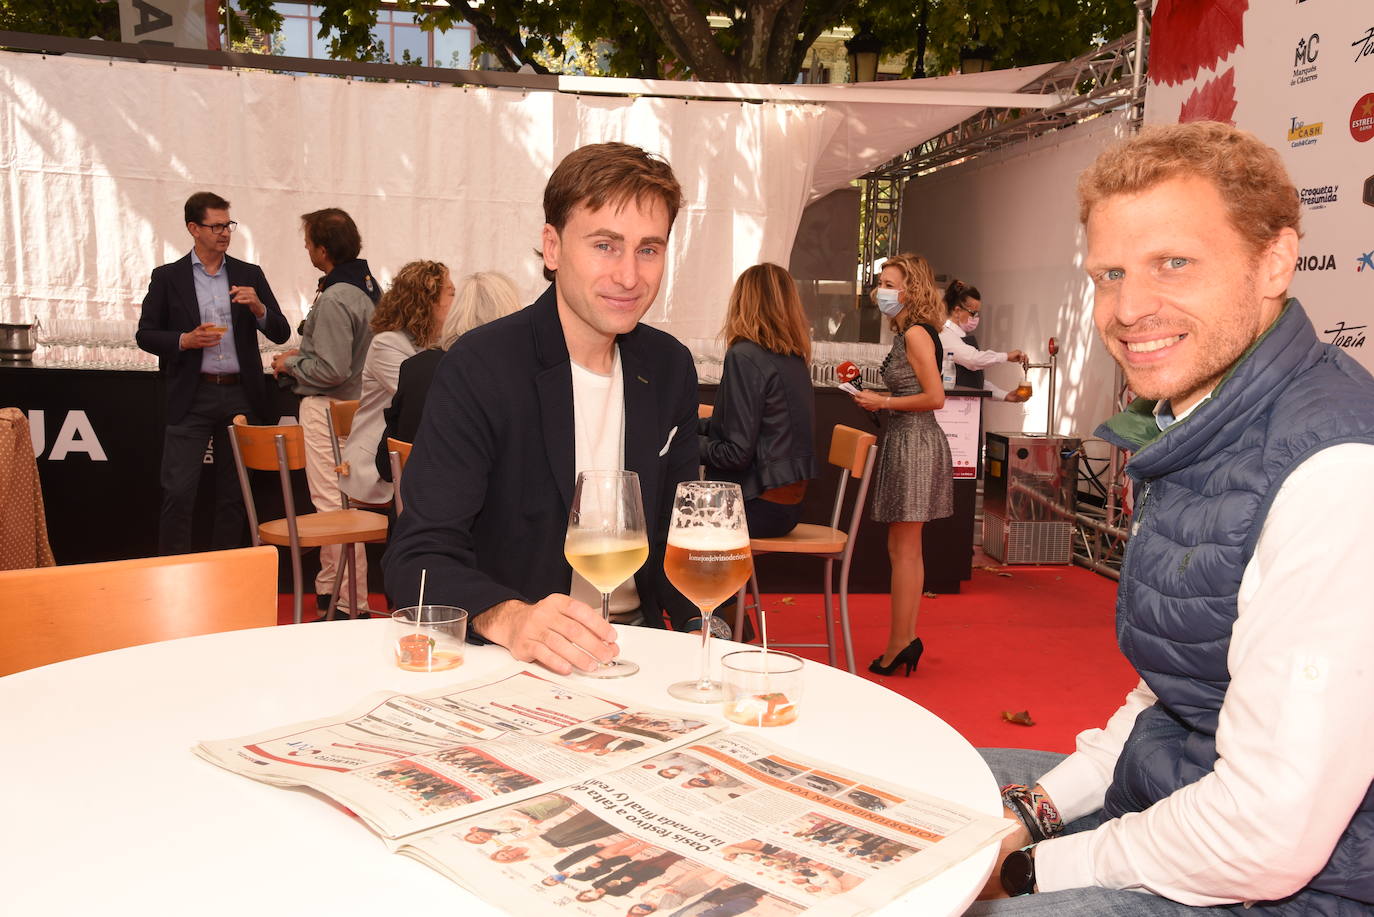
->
xmin=699 ymin=263 xmax=817 ymax=538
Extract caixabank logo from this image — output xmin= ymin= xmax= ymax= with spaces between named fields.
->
xmin=1293 ymin=33 xmax=1319 ymax=85
xmin=1288 ymin=116 xmax=1323 ymax=147
xmin=1351 ymin=93 xmax=1374 ymax=142
xmin=1300 ymin=185 xmax=1339 ymax=210
xmin=1358 ymin=251 xmax=1374 ymax=273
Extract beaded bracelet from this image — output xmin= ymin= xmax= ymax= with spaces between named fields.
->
xmin=1000 ymin=784 xmax=1064 ymax=842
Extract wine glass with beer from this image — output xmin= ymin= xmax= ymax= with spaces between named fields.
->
xmin=665 ymin=481 xmax=753 ymax=702
xmin=564 ymin=470 xmax=649 ymax=678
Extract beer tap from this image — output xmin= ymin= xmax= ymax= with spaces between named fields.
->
xmin=1021 ymin=337 xmax=1059 ymax=435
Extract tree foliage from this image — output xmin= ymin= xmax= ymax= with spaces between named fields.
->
xmin=3 ymin=0 xmax=1139 ymax=84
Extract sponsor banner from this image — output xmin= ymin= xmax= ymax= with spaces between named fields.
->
xmin=1144 ymin=2 xmax=1374 ymax=371
xmin=118 ymin=0 xmax=212 ymax=49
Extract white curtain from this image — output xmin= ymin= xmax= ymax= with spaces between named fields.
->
xmin=0 ymin=51 xmax=834 ymax=341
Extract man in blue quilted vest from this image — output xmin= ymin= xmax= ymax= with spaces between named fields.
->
xmin=971 ymin=122 xmax=1374 ymax=915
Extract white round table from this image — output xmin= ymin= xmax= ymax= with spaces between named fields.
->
xmin=0 ymin=621 xmax=998 ymax=915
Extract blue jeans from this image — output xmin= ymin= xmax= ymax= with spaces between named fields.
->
xmin=963 ymin=748 xmax=1228 ymax=916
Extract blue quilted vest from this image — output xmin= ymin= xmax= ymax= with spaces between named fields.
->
xmin=1096 ymin=301 xmax=1374 ymax=916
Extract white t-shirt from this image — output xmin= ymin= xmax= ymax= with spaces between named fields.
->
xmin=568 ymin=349 xmax=641 ymax=617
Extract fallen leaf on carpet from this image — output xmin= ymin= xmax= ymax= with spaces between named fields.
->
xmin=1001 ymin=710 xmax=1035 ymax=726
xmin=923 ymin=591 xmax=937 ymax=598
xmin=997 ymin=572 xmax=1013 ymax=578
xmin=779 ymin=596 xmax=796 ymax=606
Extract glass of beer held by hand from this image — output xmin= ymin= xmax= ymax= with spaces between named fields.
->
xmin=665 ymin=481 xmax=753 ymax=702
xmin=565 ymin=470 xmax=649 ymax=678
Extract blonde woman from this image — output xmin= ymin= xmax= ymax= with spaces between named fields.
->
xmin=379 ymin=271 xmax=521 ymax=452
xmin=847 ymin=253 xmax=952 ymax=676
xmin=339 ymin=260 xmax=454 ymax=509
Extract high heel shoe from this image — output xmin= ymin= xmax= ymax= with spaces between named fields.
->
xmin=868 ymin=638 xmax=924 ymax=677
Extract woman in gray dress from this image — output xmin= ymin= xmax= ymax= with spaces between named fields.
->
xmin=847 ymin=253 xmax=952 ymax=676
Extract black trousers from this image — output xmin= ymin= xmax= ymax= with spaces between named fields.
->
xmin=158 ymin=381 xmax=254 ymax=555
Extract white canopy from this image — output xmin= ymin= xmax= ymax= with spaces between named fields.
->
xmin=0 ymin=50 xmax=1058 ymax=340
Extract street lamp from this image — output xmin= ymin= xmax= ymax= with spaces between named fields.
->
xmin=846 ymin=23 xmax=882 ymax=83
xmin=959 ymin=45 xmax=995 ymax=73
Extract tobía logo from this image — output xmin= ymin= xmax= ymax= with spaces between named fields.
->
xmin=1354 ymin=25 xmax=1374 ymax=63
xmin=1351 ymin=93 xmax=1374 ymax=142
xmin=1288 ymin=116 xmax=1324 ymax=147
xmin=1296 ymin=254 xmax=1336 ymax=271
xmin=1323 ymin=322 xmax=1366 ymax=350
xmin=1293 ymin=33 xmax=1320 ymax=85
xmin=1300 ymin=185 xmax=1339 ymax=210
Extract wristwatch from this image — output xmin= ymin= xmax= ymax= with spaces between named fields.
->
xmin=999 ymin=844 xmax=1037 ymax=896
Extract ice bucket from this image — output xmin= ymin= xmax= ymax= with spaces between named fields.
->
xmin=0 ymin=323 xmax=36 ymax=362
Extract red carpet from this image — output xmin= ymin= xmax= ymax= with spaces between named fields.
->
xmin=277 ymin=563 xmax=1134 ymax=754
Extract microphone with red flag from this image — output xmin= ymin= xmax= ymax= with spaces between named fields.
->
xmin=836 ymin=360 xmax=881 ymax=426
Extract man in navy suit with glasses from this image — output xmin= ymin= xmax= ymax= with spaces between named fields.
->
xmin=136 ymin=191 xmax=291 ymax=555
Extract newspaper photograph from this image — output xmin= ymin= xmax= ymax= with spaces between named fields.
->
xmin=194 ymin=670 xmax=719 ymax=839
xmin=396 ymin=732 xmax=1012 ymax=916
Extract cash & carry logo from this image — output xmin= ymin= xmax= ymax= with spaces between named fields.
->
xmin=1288 ymin=116 xmax=1323 ymax=147
xmin=1296 ymin=253 xmax=1336 ymax=271
xmin=1292 ymin=33 xmax=1319 ymax=85
xmin=1351 ymin=93 xmax=1374 ymax=142
xmin=1300 ymin=185 xmax=1339 ymax=210
xmin=1365 ymin=174 xmax=1374 ymax=207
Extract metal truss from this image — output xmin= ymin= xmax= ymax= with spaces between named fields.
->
xmin=857 ymin=177 xmax=904 ymax=290
xmin=867 ymin=29 xmax=1147 ymax=185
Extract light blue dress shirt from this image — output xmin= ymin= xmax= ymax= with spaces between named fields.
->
xmin=191 ymin=249 xmax=238 ymax=374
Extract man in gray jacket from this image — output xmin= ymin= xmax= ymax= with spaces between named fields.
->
xmin=271 ymin=208 xmax=379 ymax=617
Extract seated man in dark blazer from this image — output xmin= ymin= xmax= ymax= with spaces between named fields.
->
xmin=383 ymin=142 xmax=699 ymax=675
xmin=135 ymin=191 xmax=291 ymax=555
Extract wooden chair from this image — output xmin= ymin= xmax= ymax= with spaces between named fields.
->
xmin=326 ymin=399 xmax=382 ymax=508
xmin=387 ymin=437 xmax=413 ymax=515
xmin=0 ymin=546 xmax=277 ymax=676
xmin=228 ymin=415 xmax=388 ymax=625
xmin=734 ymin=424 xmax=878 ymax=673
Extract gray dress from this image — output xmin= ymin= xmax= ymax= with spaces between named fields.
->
xmin=870 ymin=324 xmax=954 ymax=523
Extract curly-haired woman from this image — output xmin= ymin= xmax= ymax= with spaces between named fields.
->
xmin=339 ymin=260 xmax=454 ymax=506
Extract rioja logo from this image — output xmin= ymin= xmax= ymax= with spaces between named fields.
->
xmin=1296 ymin=254 xmax=1336 ymax=271
xmin=24 ymin=409 xmax=107 ymax=461
xmin=1323 ymin=322 xmax=1366 ymax=349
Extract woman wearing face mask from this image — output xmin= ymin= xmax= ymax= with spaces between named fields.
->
xmin=938 ymin=279 xmax=1030 ymax=402
xmin=847 ymin=253 xmax=952 ymax=677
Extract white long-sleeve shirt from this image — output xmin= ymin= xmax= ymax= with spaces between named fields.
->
xmin=1035 ymin=441 xmax=1374 ymax=905
xmin=938 ymin=319 xmax=1010 ymax=400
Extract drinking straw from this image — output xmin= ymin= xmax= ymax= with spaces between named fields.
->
xmin=416 ymin=570 xmax=428 ymax=667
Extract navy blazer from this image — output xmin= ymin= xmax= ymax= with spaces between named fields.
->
xmin=135 ymin=253 xmax=291 ymax=424
xmin=383 ymin=284 xmax=700 ymax=631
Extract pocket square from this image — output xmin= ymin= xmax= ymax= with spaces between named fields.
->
xmin=659 ymin=426 xmax=678 ymax=457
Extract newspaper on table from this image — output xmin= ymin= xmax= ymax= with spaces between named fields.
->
xmin=196 ymin=669 xmax=1012 ymax=916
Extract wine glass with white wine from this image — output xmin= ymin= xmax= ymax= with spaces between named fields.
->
xmin=664 ymin=481 xmax=753 ymax=702
xmin=564 ymin=470 xmax=649 ymax=678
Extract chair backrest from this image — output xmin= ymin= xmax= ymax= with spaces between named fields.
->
xmin=329 ymin=399 xmax=360 ymax=439
xmin=828 ymin=424 xmax=877 ymax=479
xmin=824 ymin=424 xmax=879 ymax=535
xmin=387 ymin=437 xmax=412 ymax=515
xmin=229 ymin=414 xmax=305 ymax=471
xmin=0 ymin=546 xmax=278 ymax=676
xmin=228 ymin=415 xmax=306 ymax=545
